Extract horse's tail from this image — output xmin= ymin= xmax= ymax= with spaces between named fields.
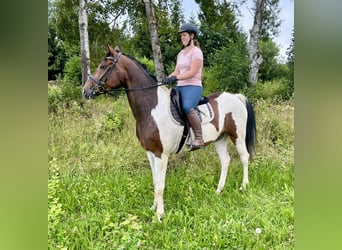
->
xmin=235 ymin=94 xmax=256 ymax=158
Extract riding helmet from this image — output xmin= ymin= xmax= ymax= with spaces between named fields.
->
xmin=178 ymin=23 xmax=199 ymax=37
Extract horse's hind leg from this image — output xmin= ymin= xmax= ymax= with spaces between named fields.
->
xmin=235 ymin=137 xmax=250 ymax=190
xmin=214 ymin=135 xmax=230 ymax=194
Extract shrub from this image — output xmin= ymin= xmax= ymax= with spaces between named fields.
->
xmin=64 ymin=55 xmax=82 ymax=84
xmin=207 ymin=36 xmax=249 ymax=93
xmin=48 ymin=80 xmax=82 ymax=113
xmin=254 ymin=99 xmax=294 ymax=156
xmin=247 ymin=80 xmax=292 ymax=102
xmin=135 ymin=56 xmax=155 ymax=75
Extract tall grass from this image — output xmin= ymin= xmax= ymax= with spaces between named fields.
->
xmin=48 ymin=86 xmax=294 ymax=249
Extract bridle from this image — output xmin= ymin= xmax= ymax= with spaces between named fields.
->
xmin=87 ymin=52 xmax=122 ymax=97
xmin=85 ymin=52 xmax=169 ymax=98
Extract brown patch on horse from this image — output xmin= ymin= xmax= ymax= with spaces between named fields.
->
xmin=208 ymin=92 xmax=222 ymax=131
xmin=136 ymin=119 xmax=163 ymax=158
xmin=224 ymin=112 xmax=237 ymax=144
xmin=120 ymin=55 xmax=163 ymax=158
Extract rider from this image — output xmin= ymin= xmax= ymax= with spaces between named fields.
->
xmin=162 ymin=23 xmax=204 ymax=150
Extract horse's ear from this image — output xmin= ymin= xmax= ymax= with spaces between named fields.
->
xmin=114 ymin=45 xmax=121 ymax=53
xmin=106 ymin=44 xmax=116 ymax=55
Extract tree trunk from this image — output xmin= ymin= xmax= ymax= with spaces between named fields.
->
xmin=248 ymin=0 xmax=265 ymax=85
xmin=79 ymin=0 xmax=90 ymax=86
xmin=142 ymin=0 xmax=165 ymax=82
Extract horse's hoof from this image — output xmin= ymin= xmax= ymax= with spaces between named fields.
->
xmin=215 ymin=188 xmax=222 ymax=194
xmin=157 ymin=213 xmax=164 ymax=223
xmin=150 ymin=205 xmax=156 ymax=211
xmin=240 ymin=183 xmax=248 ymax=191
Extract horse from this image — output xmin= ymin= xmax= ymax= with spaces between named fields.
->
xmin=82 ymin=45 xmax=256 ymax=221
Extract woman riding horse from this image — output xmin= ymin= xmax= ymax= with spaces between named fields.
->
xmin=162 ymin=23 xmax=204 ymax=150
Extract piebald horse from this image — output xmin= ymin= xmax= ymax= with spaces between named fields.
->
xmin=82 ymin=45 xmax=256 ymax=221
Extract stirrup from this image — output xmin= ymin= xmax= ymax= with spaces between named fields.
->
xmin=189 ymin=141 xmax=204 ymax=151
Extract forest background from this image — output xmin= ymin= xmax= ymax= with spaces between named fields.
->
xmin=48 ymin=0 xmax=294 ymax=98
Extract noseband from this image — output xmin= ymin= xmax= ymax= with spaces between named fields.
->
xmin=87 ymin=52 xmax=122 ymax=96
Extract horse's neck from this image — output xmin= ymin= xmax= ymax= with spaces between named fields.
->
xmin=125 ymin=65 xmax=160 ymax=121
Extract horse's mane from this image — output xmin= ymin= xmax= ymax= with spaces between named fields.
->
xmin=122 ymin=53 xmax=158 ymax=84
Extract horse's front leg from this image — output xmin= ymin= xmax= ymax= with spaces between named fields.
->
xmin=146 ymin=151 xmax=169 ymax=222
xmin=146 ymin=151 xmax=157 ymax=210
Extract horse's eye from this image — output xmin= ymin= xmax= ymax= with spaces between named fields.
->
xmin=100 ymin=65 xmax=106 ymax=70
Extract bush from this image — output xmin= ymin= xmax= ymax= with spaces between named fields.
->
xmin=247 ymin=80 xmax=292 ymax=102
xmin=48 ymin=80 xmax=82 ymax=113
xmin=254 ymin=99 xmax=294 ymax=157
xmin=64 ymin=55 xmax=82 ymax=84
xmin=207 ymin=36 xmax=249 ymax=93
xmin=135 ymin=56 xmax=155 ymax=75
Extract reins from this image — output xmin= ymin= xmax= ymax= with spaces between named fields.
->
xmin=104 ymin=82 xmax=169 ymax=95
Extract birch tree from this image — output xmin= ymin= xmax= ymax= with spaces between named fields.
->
xmin=248 ymin=0 xmax=264 ymax=85
xmin=142 ymin=0 xmax=165 ymax=82
xmin=248 ymin=0 xmax=280 ymax=85
xmin=79 ymin=0 xmax=90 ymax=86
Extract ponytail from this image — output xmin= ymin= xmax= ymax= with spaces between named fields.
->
xmin=194 ymin=39 xmax=200 ymax=48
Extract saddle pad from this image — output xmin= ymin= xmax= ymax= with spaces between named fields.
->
xmin=195 ymin=103 xmax=214 ymax=124
xmin=169 ymin=101 xmax=214 ymax=125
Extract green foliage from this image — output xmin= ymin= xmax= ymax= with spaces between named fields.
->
xmin=258 ymin=39 xmax=280 ymax=82
xmin=206 ymin=35 xmax=249 ymax=93
xmin=63 ymin=55 xmax=82 ymax=84
xmin=48 ymin=85 xmax=294 ymax=249
xmin=197 ymin=0 xmax=241 ymax=67
xmin=48 ymin=158 xmax=68 ymax=248
xmin=48 ymin=0 xmax=291 ymax=88
xmin=253 ymin=99 xmax=294 ymax=158
xmin=135 ymin=56 xmax=155 ymax=75
xmin=95 ymin=111 xmax=124 ymax=139
xmin=48 ymin=1 xmax=67 ymax=80
xmin=255 ymin=0 xmax=282 ymax=39
xmin=48 ymin=80 xmax=82 ymax=113
xmin=247 ymin=80 xmax=293 ymax=102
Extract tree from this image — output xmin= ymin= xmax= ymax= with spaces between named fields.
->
xmin=48 ymin=2 xmax=67 ymax=80
xmin=142 ymin=0 xmax=165 ymax=81
xmin=248 ymin=0 xmax=281 ymax=85
xmin=195 ymin=0 xmax=249 ymax=91
xmin=258 ymin=39 xmax=279 ymax=82
xmin=156 ymin=0 xmax=184 ymax=74
xmin=79 ymin=0 xmax=90 ymax=86
xmin=286 ymin=29 xmax=294 ymax=96
xmin=196 ymin=0 xmax=241 ymax=67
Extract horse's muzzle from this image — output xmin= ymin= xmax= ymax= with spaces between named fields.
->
xmin=82 ymin=87 xmax=95 ymax=100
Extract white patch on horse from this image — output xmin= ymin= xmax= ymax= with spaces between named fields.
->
xmin=151 ymin=86 xmax=184 ymax=154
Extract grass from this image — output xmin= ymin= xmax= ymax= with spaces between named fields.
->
xmin=48 ymin=89 xmax=294 ymax=249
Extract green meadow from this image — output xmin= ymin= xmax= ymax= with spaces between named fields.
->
xmin=48 ymin=84 xmax=294 ymax=249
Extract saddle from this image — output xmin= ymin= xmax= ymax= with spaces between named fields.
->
xmin=169 ymin=88 xmax=214 ymax=153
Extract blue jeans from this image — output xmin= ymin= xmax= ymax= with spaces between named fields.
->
xmin=176 ymin=85 xmax=203 ymax=115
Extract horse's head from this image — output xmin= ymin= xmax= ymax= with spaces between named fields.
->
xmin=82 ymin=45 xmax=123 ymax=99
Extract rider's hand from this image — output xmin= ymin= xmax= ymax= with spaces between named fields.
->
xmin=162 ymin=75 xmax=178 ymax=85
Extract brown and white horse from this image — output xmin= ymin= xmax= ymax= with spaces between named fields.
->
xmin=82 ymin=45 xmax=256 ymax=221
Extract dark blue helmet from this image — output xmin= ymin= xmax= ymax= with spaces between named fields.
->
xmin=178 ymin=23 xmax=199 ymax=37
